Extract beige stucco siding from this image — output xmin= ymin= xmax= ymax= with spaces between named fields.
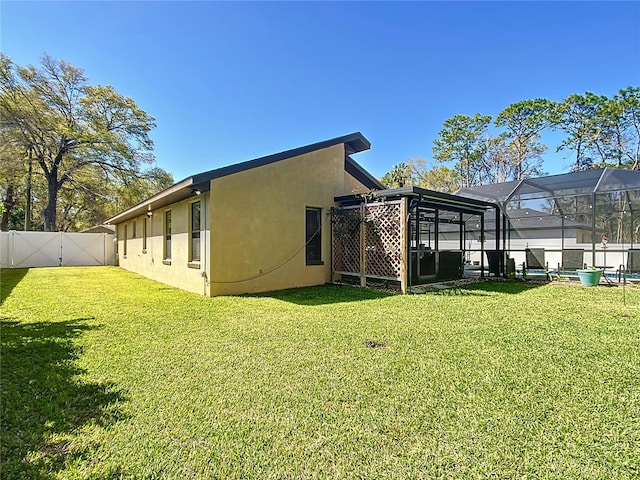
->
xmin=116 ymin=193 xmax=210 ymax=295
xmin=209 ymin=143 xmax=356 ymax=296
xmin=114 ymin=143 xmax=373 ymax=297
xmin=344 ymin=170 xmax=372 ymax=195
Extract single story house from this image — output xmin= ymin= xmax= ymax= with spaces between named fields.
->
xmin=104 ymin=133 xmax=383 ymax=296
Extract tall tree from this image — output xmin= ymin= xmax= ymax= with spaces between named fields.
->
xmin=432 ymin=113 xmax=491 ymax=188
xmin=415 ymin=164 xmax=460 ymax=193
xmin=380 ymin=162 xmax=414 ymax=188
xmin=477 ymin=134 xmax=514 ymax=185
xmin=551 ymin=92 xmax=608 ymax=171
xmin=604 ymin=87 xmax=640 ymax=170
xmin=0 ymin=53 xmax=156 ymax=231
xmin=494 ymin=98 xmax=553 ymax=180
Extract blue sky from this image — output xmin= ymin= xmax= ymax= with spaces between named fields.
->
xmin=2 ymin=1 xmax=639 ymax=182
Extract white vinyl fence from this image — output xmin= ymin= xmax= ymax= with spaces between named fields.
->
xmin=0 ymin=231 xmax=116 ymax=268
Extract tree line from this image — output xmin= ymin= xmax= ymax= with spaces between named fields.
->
xmin=381 ymin=88 xmax=640 ymax=192
xmin=0 ymin=53 xmax=174 ymax=232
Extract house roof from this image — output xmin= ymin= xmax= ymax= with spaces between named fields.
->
xmin=105 ymin=132 xmax=381 ymax=225
xmin=335 ymin=185 xmax=498 ymax=216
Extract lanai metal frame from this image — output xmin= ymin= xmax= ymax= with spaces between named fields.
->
xmin=332 ymin=187 xmax=502 ymax=293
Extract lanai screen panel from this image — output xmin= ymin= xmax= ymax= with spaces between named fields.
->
xmin=458 ymin=168 xmax=640 ymax=248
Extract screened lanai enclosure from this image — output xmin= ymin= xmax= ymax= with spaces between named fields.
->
xmin=456 ymin=167 xmax=640 ymax=277
xmin=330 ymin=168 xmax=640 ymax=292
xmin=331 ymin=187 xmax=501 ymax=293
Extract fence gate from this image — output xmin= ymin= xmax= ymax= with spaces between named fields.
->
xmin=0 ymin=231 xmax=116 ymax=268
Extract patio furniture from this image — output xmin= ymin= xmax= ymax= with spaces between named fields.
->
xmin=560 ymin=249 xmax=585 ymax=272
xmin=618 ymin=249 xmax=640 ymax=282
xmin=525 ymin=248 xmax=549 ymax=280
xmin=525 ymin=248 xmax=546 ymax=270
xmin=628 ymin=249 xmax=640 ymax=274
xmin=485 ymin=250 xmax=504 ymax=276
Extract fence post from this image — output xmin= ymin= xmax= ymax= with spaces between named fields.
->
xmin=360 ymin=204 xmax=366 ymax=287
xmin=11 ymin=230 xmax=15 ymax=268
xmin=400 ymin=197 xmax=408 ymax=295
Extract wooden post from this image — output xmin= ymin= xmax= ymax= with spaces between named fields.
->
xmin=400 ymin=197 xmax=408 ymax=294
xmin=360 ymin=203 xmax=366 ymax=287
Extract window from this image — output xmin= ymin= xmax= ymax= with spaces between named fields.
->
xmin=123 ymin=224 xmax=128 ymax=257
xmin=132 ymin=219 xmax=137 ymax=239
xmin=305 ymin=207 xmax=323 ymax=265
xmin=190 ymin=201 xmax=201 ymax=263
xmin=164 ymin=210 xmax=172 ymax=262
xmin=142 ymin=216 xmax=147 ymax=252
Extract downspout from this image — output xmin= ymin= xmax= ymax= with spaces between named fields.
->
xmin=203 ymin=191 xmax=208 ymax=296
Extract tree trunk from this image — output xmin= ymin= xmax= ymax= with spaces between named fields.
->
xmin=43 ymin=172 xmax=59 ymax=232
xmin=1 ymin=184 xmax=17 ymax=231
xmin=24 ymin=159 xmax=32 ymax=230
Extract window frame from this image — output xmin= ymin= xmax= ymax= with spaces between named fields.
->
xmin=188 ymin=200 xmax=201 ymax=267
xmin=123 ymin=223 xmax=128 ymax=258
xmin=305 ymin=207 xmax=323 ymax=266
xmin=163 ymin=210 xmax=172 ymax=264
xmin=142 ymin=215 xmax=148 ymax=253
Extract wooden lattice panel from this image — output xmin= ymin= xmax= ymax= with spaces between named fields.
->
xmin=364 ymin=203 xmax=402 ymax=279
xmin=332 ymin=207 xmax=361 ymax=274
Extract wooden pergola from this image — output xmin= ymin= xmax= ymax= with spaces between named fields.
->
xmin=332 ymin=187 xmax=502 ymax=293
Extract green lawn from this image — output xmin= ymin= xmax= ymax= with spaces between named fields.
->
xmin=1 ymin=267 xmax=639 ymax=479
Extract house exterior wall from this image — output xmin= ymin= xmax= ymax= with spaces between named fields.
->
xmin=208 ymin=144 xmax=364 ymax=296
xmin=114 ymin=144 xmax=372 ymax=296
xmin=344 ymin=170 xmax=370 ymax=195
xmin=116 ymin=192 xmax=210 ymax=295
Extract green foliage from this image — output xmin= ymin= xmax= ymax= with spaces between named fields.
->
xmin=495 ymin=98 xmax=553 ymax=180
xmin=550 ymin=87 xmax=640 ymax=171
xmin=380 ymin=159 xmax=460 ymax=193
xmin=0 ymin=53 xmax=172 ymax=231
xmin=396 ymin=86 xmax=639 ymax=191
xmin=2 ymin=267 xmax=639 ymax=479
xmin=415 ymin=164 xmax=460 ymax=193
xmin=433 ymin=113 xmax=492 ymax=188
xmin=552 ymin=92 xmax=609 ymax=171
xmin=380 ymin=161 xmax=414 ymax=188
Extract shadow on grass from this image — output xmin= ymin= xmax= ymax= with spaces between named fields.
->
xmin=0 ymin=268 xmax=29 ymax=305
xmin=251 ymin=283 xmax=395 ymax=305
xmin=459 ymin=280 xmax=548 ymax=295
xmin=0 ymin=319 xmax=127 ymax=479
